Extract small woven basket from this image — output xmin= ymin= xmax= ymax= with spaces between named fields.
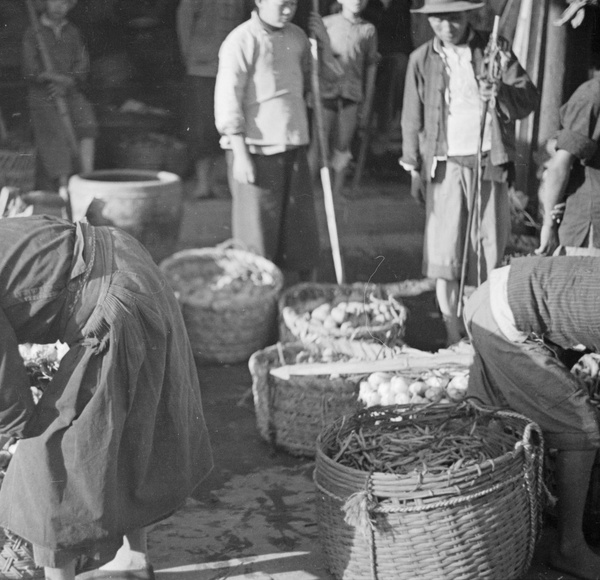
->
xmin=315 ymin=402 xmax=545 ymax=580
xmin=249 ymin=343 xmax=360 ymax=457
xmin=0 ymin=147 xmax=36 ymax=194
xmin=160 ymin=243 xmax=284 ymax=364
xmin=279 ymin=283 xmax=409 ymax=360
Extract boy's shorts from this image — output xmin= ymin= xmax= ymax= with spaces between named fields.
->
xmin=423 ymin=159 xmax=510 ymax=284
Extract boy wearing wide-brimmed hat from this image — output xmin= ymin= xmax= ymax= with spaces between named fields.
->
xmin=400 ymin=0 xmax=537 ymax=344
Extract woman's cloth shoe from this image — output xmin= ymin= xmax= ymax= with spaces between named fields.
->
xmin=76 ymin=565 xmax=155 ymax=580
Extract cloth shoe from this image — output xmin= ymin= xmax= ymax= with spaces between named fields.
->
xmin=76 ymin=565 xmax=155 ymax=580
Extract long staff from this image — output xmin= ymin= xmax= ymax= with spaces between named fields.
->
xmin=25 ymin=0 xmax=80 ymax=162
xmin=456 ymin=101 xmax=488 ymax=318
xmin=310 ymin=0 xmax=345 ymax=284
xmin=457 ymin=16 xmax=503 ymax=317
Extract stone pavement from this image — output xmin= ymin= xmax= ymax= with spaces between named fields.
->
xmin=144 ymin=175 xmax=579 ymax=580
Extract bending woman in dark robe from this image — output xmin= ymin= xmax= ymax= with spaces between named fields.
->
xmin=0 ymin=215 xmax=213 ymax=580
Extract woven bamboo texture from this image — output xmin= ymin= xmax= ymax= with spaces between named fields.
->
xmin=314 ymin=403 xmax=545 ymax=580
xmin=0 ymin=530 xmax=43 ymax=579
xmin=0 ymin=148 xmax=36 ymax=194
xmin=160 ymin=245 xmax=284 ymax=364
xmin=249 ymin=343 xmax=360 ymax=457
xmin=279 ymin=283 xmax=410 ymax=360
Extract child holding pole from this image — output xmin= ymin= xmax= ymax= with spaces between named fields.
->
xmin=308 ymin=0 xmax=379 ymax=198
xmin=22 ymin=0 xmax=97 ymax=193
xmin=215 ymin=0 xmax=342 ymax=284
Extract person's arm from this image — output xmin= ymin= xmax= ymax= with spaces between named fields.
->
xmin=22 ymin=27 xmax=43 ymax=84
xmin=492 ymin=41 xmax=539 ymax=122
xmin=358 ymin=27 xmax=380 ymax=132
xmin=0 ymin=308 xmax=36 ymax=439
xmin=214 ymin=31 xmax=255 ymax=184
xmin=308 ymin=11 xmax=343 ymax=81
xmin=229 ymin=134 xmax=256 ymax=184
xmin=64 ymin=26 xmax=90 ymax=89
xmin=400 ymin=52 xmax=425 ymax=205
xmin=534 ymin=148 xmax=574 ymax=255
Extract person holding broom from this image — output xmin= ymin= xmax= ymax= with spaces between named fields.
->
xmin=22 ymin=0 xmax=97 ymax=193
xmin=400 ymin=0 xmax=537 ymax=346
xmin=307 ymin=0 xmax=380 ymax=199
xmin=215 ymin=0 xmax=342 ymax=285
xmin=0 ymin=215 xmax=213 ymax=580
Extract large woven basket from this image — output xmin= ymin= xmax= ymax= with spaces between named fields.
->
xmin=279 ymin=283 xmax=410 ymax=360
xmin=160 ymin=244 xmax=284 ymax=364
xmin=314 ymin=402 xmax=545 ymax=580
xmin=0 ymin=147 xmax=36 ymax=194
xmin=249 ymin=343 xmax=360 ymax=457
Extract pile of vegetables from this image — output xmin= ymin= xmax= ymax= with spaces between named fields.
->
xmin=571 ymin=353 xmax=600 ymax=408
xmin=358 ymin=368 xmax=469 ymax=408
xmin=19 ymin=342 xmax=68 ymax=403
xmin=307 ymin=298 xmax=404 ymax=332
xmin=325 ymin=405 xmax=512 ymax=476
xmin=0 ymin=343 xmax=68 ymax=482
xmin=167 ymin=256 xmax=278 ymax=309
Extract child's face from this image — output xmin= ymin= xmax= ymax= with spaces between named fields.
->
xmin=45 ymin=0 xmax=73 ymax=21
xmin=428 ymin=12 xmax=469 ymax=46
xmin=255 ymin=0 xmax=297 ymax=29
xmin=339 ymin=0 xmax=368 ymax=16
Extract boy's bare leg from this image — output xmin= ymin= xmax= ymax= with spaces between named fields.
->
xmin=44 ymin=559 xmax=76 ymax=580
xmin=79 ymin=138 xmax=95 ymax=174
xmin=436 ymin=278 xmax=464 ymax=346
xmin=98 ymin=528 xmax=149 ymax=571
xmin=333 ymin=104 xmax=358 ymax=198
xmin=550 ymin=449 xmax=600 ymax=579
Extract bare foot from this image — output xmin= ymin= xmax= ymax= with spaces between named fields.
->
xmin=549 ymin=542 xmax=600 ymax=580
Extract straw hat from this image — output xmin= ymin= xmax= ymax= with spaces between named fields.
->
xmin=411 ymin=0 xmax=485 ymax=13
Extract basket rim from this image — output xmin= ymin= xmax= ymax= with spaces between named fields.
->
xmin=160 ymin=246 xmax=284 ymax=304
xmin=280 ymin=282 xmax=408 ymax=340
xmin=315 ymin=402 xmax=541 ymax=492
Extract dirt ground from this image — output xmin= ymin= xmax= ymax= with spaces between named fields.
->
xmin=134 ymin=163 xmax=591 ymax=580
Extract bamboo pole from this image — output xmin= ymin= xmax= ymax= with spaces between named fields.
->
xmin=270 ymin=350 xmax=474 ymax=380
xmin=310 ymin=0 xmax=345 ymax=284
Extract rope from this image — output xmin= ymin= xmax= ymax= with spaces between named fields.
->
xmin=315 ymin=469 xmax=525 ymax=515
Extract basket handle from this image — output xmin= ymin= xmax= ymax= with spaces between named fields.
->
xmin=216 ymin=238 xmax=250 ymax=253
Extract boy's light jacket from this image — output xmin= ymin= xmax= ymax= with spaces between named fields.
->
xmin=401 ymin=29 xmax=538 ymax=180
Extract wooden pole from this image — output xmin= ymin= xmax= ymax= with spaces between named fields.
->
xmin=310 ymin=0 xmax=345 ymax=285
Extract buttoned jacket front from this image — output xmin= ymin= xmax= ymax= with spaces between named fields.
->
xmin=400 ymin=29 xmax=538 ymax=180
